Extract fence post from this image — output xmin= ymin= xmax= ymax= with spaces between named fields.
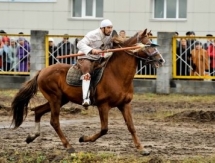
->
xmin=156 ymin=32 xmax=175 ymax=94
xmin=30 ymin=30 xmax=48 ymax=78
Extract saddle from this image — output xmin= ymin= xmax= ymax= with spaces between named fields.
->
xmin=66 ymin=57 xmax=110 ymax=88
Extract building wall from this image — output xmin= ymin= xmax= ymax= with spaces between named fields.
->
xmin=0 ymin=0 xmax=215 ymax=36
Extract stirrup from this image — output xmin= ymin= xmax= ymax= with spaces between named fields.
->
xmin=82 ymin=99 xmax=91 ymax=107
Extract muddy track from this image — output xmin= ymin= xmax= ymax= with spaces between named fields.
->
xmin=1 ymin=98 xmax=215 ymax=161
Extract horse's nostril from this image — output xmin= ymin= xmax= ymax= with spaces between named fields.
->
xmin=159 ymin=59 xmax=164 ymax=63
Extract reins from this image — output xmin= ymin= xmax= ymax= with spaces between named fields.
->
xmin=125 ymin=48 xmax=157 ymax=65
xmin=117 ymin=43 xmax=159 ymax=65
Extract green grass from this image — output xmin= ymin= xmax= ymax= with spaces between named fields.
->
xmin=0 ymin=149 xmax=150 ymax=163
xmin=1 ymin=149 xmax=215 ymax=163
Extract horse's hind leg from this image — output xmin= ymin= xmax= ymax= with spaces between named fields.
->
xmin=26 ymin=102 xmax=51 ymax=143
xmin=49 ymin=100 xmax=75 ymax=153
xmin=79 ymin=105 xmax=109 ymax=142
xmin=118 ymin=103 xmax=150 ymax=156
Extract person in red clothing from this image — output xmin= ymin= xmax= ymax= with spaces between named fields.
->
xmin=207 ymin=40 xmax=215 ymax=76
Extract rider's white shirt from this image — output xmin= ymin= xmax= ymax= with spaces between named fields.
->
xmin=77 ymin=28 xmax=112 ymax=60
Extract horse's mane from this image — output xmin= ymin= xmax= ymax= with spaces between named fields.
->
xmin=112 ymin=29 xmax=153 ymax=50
xmin=123 ymin=32 xmax=140 ymax=45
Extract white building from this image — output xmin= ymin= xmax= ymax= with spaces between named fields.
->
xmin=0 ymin=0 xmax=214 ymax=36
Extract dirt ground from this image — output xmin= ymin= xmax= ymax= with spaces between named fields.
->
xmin=1 ymin=94 xmax=215 ymax=162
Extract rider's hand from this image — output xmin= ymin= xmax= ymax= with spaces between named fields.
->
xmin=91 ymin=49 xmax=102 ymax=55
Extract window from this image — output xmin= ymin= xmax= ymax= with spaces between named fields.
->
xmin=0 ymin=0 xmax=56 ymax=2
xmin=72 ymin=0 xmax=103 ymax=18
xmin=153 ymin=0 xmax=187 ymax=19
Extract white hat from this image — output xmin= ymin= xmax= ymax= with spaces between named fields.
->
xmin=100 ymin=19 xmax=113 ymax=28
xmin=10 ymin=37 xmax=16 ymax=42
xmin=49 ymin=37 xmax=54 ymax=42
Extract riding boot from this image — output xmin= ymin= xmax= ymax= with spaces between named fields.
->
xmin=82 ymin=73 xmax=91 ymax=107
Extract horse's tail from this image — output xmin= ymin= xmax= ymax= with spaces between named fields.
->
xmin=11 ymin=71 xmax=40 ymax=129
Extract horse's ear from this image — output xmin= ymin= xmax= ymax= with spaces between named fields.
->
xmin=147 ymin=30 xmax=152 ymax=35
xmin=141 ymin=29 xmax=147 ymax=37
xmin=112 ymin=30 xmax=118 ymax=37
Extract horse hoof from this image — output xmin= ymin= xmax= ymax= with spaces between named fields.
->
xmin=79 ymin=136 xmax=85 ymax=142
xmin=140 ymin=149 xmax=151 ymax=156
xmin=25 ymin=135 xmax=33 ymax=144
xmin=66 ymin=147 xmax=76 ymax=153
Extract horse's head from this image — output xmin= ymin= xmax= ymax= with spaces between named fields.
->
xmin=112 ymin=29 xmax=165 ymax=68
xmin=134 ymin=29 xmax=165 ymax=68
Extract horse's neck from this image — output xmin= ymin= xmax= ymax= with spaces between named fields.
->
xmin=114 ymin=36 xmax=139 ymax=76
xmin=104 ymin=34 xmax=140 ymax=84
xmin=124 ymin=35 xmax=138 ymax=46
xmin=106 ymin=50 xmax=137 ymax=83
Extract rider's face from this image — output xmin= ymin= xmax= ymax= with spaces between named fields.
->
xmin=102 ymin=26 xmax=113 ymax=36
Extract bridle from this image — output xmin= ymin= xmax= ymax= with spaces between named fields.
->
xmin=121 ymin=35 xmax=163 ymax=65
xmin=136 ymin=34 xmax=160 ymax=57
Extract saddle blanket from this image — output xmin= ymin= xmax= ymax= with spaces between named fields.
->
xmin=66 ymin=64 xmax=104 ymax=87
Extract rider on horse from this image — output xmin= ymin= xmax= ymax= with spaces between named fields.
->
xmin=77 ymin=19 xmax=114 ymax=107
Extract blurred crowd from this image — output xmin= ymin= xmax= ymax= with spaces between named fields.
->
xmin=1 ymin=29 xmax=215 ymax=79
xmin=0 ymin=30 xmax=80 ymax=72
xmin=48 ymin=34 xmax=79 ymax=66
xmin=175 ymin=31 xmax=215 ymax=79
xmin=0 ymin=30 xmax=31 ymax=72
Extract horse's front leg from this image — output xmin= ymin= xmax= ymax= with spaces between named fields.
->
xmin=26 ymin=103 xmax=51 ymax=144
xmin=118 ymin=103 xmax=150 ymax=156
xmin=79 ymin=105 xmax=109 ymax=142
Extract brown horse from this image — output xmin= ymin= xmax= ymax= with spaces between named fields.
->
xmin=11 ymin=29 xmax=165 ymax=156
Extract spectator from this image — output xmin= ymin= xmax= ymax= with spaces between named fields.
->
xmin=8 ymin=37 xmax=19 ymax=71
xmin=176 ymin=38 xmax=191 ymax=76
xmin=2 ymin=37 xmax=13 ymax=71
xmin=207 ymin=39 xmax=215 ymax=76
xmin=175 ymin=31 xmax=180 ymax=48
xmin=74 ymin=37 xmax=81 ymax=53
xmin=48 ymin=37 xmax=58 ymax=65
xmin=57 ymin=34 xmax=75 ymax=64
xmin=190 ymin=41 xmax=209 ymax=76
xmin=17 ymin=37 xmax=30 ymax=72
xmin=0 ymin=30 xmax=6 ymax=34
xmin=73 ymin=37 xmax=81 ymax=64
xmin=186 ymin=31 xmax=196 ymax=51
xmin=18 ymin=32 xmax=30 ymax=45
xmin=185 ymin=31 xmax=191 ymax=37
xmin=119 ymin=30 xmax=127 ymax=41
xmin=0 ymin=36 xmax=4 ymax=70
xmin=203 ymin=34 xmax=213 ymax=50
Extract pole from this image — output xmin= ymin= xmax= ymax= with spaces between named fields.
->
xmin=56 ymin=44 xmax=148 ymax=59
